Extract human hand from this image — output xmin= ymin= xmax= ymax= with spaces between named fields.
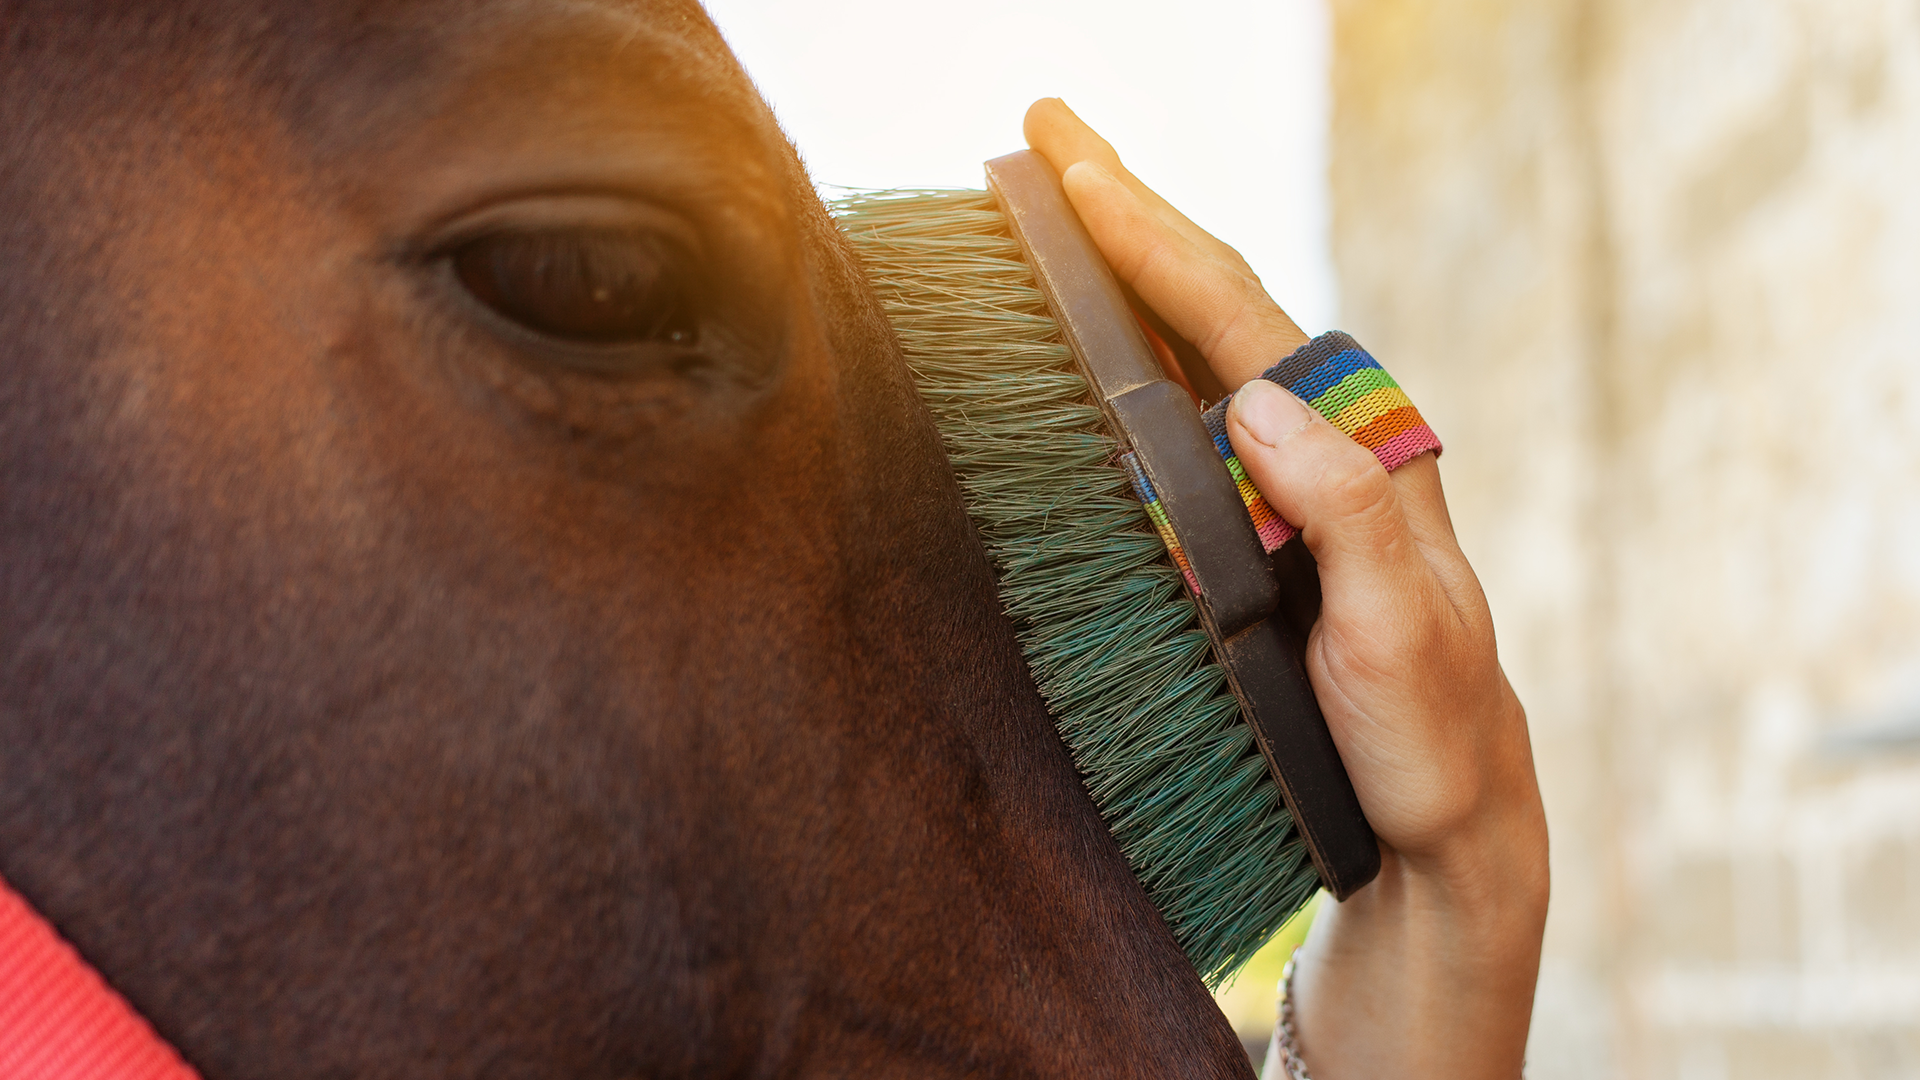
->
xmin=1024 ymin=97 xmax=1548 ymax=1079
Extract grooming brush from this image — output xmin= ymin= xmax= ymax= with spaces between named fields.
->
xmin=835 ymin=152 xmax=1386 ymax=986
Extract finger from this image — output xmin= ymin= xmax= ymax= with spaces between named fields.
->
xmin=1386 ymin=454 xmax=1485 ymax=616
xmin=1226 ymin=379 xmax=1435 ymax=608
xmin=1022 ymin=97 xmax=1255 ymax=276
xmin=1059 ymin=160 xmax=1306 ymax=387
xmin=1387 ymin=455 xmax=1454 ymax=553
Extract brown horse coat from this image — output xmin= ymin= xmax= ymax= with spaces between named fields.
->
xmin=0 ymin=2 xmax=1251 ymax=1076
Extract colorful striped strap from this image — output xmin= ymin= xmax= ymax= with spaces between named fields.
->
xmin=1123 ymin=453 xmax=1203 ymax=595
xmin=1202 ymin=331 xmax=1440 ymax=554
xmin=1125 ymin=332 xmax=1441 ymax=594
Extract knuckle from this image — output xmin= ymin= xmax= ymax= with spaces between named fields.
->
xmin=1199 ymin=305 xmax=1246 ymax=360
xmin=1202 ymin=290 xmax=1280 ymax=362
xmin=1222 ymin=244 xmax=1261 ymax=283
xmin=1399 ymin=612 xmax=1453 ymax=670
xmin=1128 ymin=238 xmax=1185 ymax=295
xmin=1232 ymin=261 xmax=1274 ymax=302
xmin=1318 ymin=448 xmax=1395 ymax=526
xmin=1208 ymin=284 xmax=1292 ymax=360
xmin=1416 ymin=780 xmax=1487 ymax=848
xmin=1368 ymin=590 xmax=1453 ymax=672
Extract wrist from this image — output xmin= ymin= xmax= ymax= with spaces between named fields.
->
xmin=1288 ymin=693 xmax=1548 ymax=1079
xmin=1365 ymin=835 xmax=1549 ymax=973
xmin=1291 ymin=846 xmax=1546 ymax=1080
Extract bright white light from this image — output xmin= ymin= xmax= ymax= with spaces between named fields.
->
xmin=701 ymin=0 xmax=1338 ymax=334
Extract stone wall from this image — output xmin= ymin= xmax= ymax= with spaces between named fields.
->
xmin=1329 ymin=1 xmax=1920 ymax=1076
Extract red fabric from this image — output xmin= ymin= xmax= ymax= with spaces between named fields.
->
xmin=0 ymin=877 xmax=199 ymax=1080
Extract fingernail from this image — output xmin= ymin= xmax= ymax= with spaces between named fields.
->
xmin=1229 ymin=378 xmax=1314 ymax=447
xmin=1065 ymin=159 xmax=1116 ymax=187
xmin=1063 ymin=162 xmax=1137 ymax=212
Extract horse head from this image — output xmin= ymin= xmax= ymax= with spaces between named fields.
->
xmin=0 ymin=1 xmax=1251 ymax=1075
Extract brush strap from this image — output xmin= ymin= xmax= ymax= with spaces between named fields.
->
xmin=1197 ymin=332 xmax=1442 ymax=554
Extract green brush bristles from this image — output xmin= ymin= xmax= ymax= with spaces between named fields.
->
xmin=834 ymin=189 xmax=1320 ymax=986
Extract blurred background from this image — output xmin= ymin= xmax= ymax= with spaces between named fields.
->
xmin=704 ymin=0 xmax=1920 ymax=1075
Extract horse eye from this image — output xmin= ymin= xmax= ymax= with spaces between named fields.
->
xmin=451 ymin=229 xmax=700 ymax=346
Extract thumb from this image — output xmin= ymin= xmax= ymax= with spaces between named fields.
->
xmin=1226 ymin=379 xmax=1429 ymax=605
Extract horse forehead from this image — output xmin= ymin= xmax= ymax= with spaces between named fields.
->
xmin=279 ymin=0 xmax=776 ymax=153
xmin=4 ymin=0 xmax=777 ymax=161
xmin=3 ymin=0 xmax=819 ymax=363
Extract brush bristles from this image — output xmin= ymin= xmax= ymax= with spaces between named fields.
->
xmin=834 ymin=189 xmax=1319 ymax=986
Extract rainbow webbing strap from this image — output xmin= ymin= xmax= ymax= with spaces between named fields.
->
xmin=1123 ymin=454 xmax=1202 ymax=594
xmin=1124 ymin=332 xmax=1441 ymax=593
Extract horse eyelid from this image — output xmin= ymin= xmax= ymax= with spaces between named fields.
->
xmin=446 ymin=229 xmax=705 ymax=349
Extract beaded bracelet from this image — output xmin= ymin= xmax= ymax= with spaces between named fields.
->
xmin=1267 ymin=947 xmax=1531 ymax=1079
xmin=1268 ymin=948 xmax=1313 ymax=1080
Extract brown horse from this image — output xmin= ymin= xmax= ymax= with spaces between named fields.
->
xmin=0 ymin=1 xmax=1252 ymax=1076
